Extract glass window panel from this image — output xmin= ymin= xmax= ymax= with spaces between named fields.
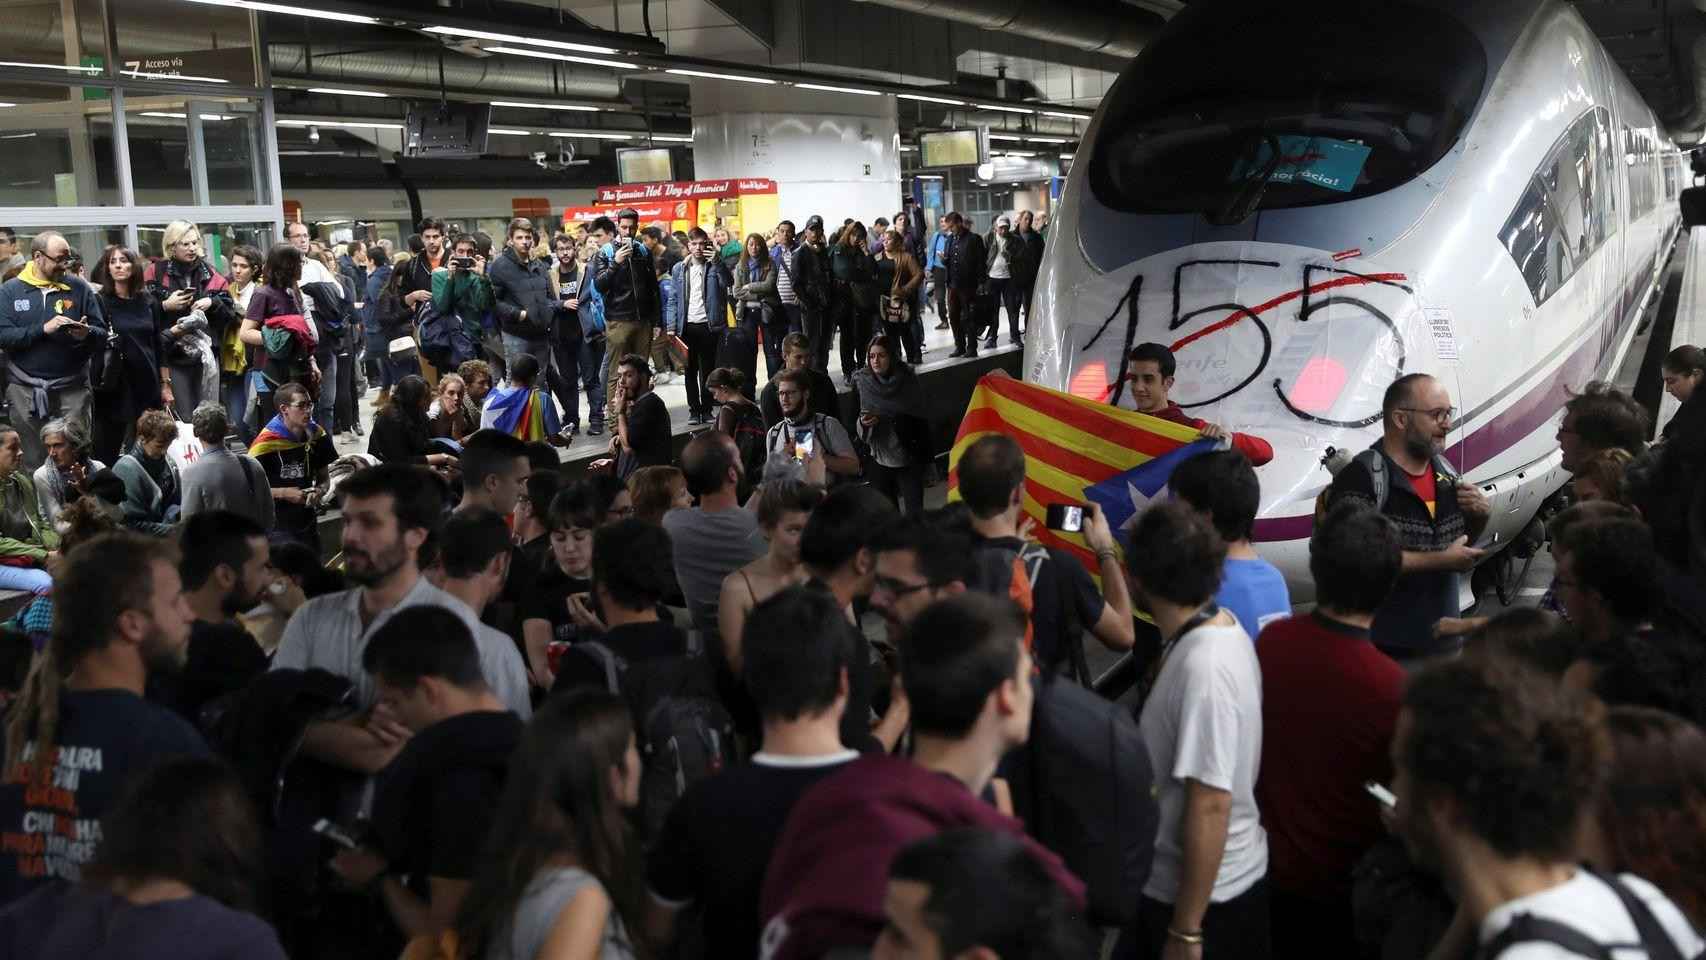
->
xmin=123 ymin=94 xmax=268 ymax=205
xmin=0 ymin=81 xmax=119 ymax=206
xmin=110 ymin=0 xmax=256 ymax=87
xmin=136 ymin=221 xmax=274 ymax=267
xmin=2 ymin=0 xmax=104 ymax=74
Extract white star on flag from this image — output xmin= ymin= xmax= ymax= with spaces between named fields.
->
xmin=1120 ymin=481 xmax=1169 ymax=536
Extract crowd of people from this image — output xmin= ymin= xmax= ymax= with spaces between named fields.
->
xmin=0 ymin=200 xmax=1699 ymax=960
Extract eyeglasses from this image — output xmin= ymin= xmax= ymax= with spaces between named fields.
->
xmin=285 ymin=400 xmax=313 ymax=410
xmin=874 ymin=575 xmax=935 ymax=598
xmin=1398 ymin=406 xmax=1455 ymax=422
xmin=35 ymin=251 xmax=71 ymax=265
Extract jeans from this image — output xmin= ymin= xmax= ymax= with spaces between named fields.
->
xmin=868 ymin=460 xmax=924 ymax=516
xmin=222 ymin=373 xmax=253 ymax=444
xmin=0 ymin=564 xmax=52 ymax=595
xmin=781 ymin=302 xmax=803 ymax=336
xmin=579 ymin=335 xmax=607 ymax=426
xmin=604 ymin=318 xmax=654 ymax=422
xmin=681 ymin=322 xmax=716 ymax=415
xmin=931 ymin=268 xmax=948 ymax=324
xmin=987 ymin=277 xmax=1022 ymax=340
xmin=760 ymin=314 xmax=789 ymax=381
xmin=547 ymin=336 xmax=582 ymax=429
xmin=803 ymin=306 xmax=832 ymax=373
xmin=167 ymin=363 xmax=207 ymax=421
xmin=314 ymin=352 xmax=336 ymax=427
xmin=1115 ymin=879 xmax=1272 ymax=960
xmin=335 ymin=351 xmax=358 ymax=432
xmin=837 ymin=300 xmax=873 ymax=379
xmin=948 ymin=287 xmax=979 ymax=356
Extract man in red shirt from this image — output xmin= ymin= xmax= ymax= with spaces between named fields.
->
xmin=1126 ymin=342 xmax=1273 ymax=465
xmin=1254 ymin=502 xmax=1405 ymax=956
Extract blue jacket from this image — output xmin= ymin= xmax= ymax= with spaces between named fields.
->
xmin=928 ymin=231 xmax=951 ymax=272
xmin=0 ymin=271 xmax=107 ymax=379
xmin=361 ymin=264 xmax=392 ymax=335
xmin=668 ymin=256 xmax=732 ymax=335
xmin=658 ymin=276 xmax=680 ymax=336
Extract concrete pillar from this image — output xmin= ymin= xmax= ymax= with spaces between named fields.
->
xmin=689 ymin=81 xmax=901 ymax=230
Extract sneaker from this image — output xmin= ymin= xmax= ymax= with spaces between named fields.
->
xmin=588 ymin=421 xmax=604 ymax=436
xmin=559 ymin=423 xmax=579 ymax=441
xmin=983 ymin=336 xmax=998 ymax=349
xmin=948 ymin=349 xmax=966 ymax=358
xmin=1010 ymin=335 xmax=1023 ymax=347
xmin=352 ymin=422 xmax=365 ymax=437
xmin=655 ymin=371 xmax=674 ymax=386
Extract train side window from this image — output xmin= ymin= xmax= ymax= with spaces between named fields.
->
xmin=1501 ymin=177 xmax=1555 ymax=304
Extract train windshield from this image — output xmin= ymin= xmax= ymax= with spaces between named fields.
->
xmin=1089 ymin=5 xmax=1486 ymax=220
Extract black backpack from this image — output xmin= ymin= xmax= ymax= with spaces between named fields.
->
xmin=578 ymin=642 xmax=740 ymax=841
xmin=1478 ymin=868 xmax=1703 ymax=960
xmin=966 ymin=538 xmax=1091 ymax=684
xmin=727 ymin=402 xmax=769 ymax=484
xmin=1009 ymin=674 xmax=1158 ymax=927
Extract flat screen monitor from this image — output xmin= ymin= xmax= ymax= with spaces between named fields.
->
xmin=617 ymin=147 xmax=674 ymax=184
xmin=403 ymin=100 xmax=491 ymax=158
xmin=920 ymin=129 xmax=982 ymax=167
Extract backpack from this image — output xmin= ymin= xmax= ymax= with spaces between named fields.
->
xmin=1009 ymin=675 xmax=1159 ymax=927
xmin=967 ymin=538 xmax=1090 ymax=683
xmin=728 ymin=401 xmax=768 ymax=482
xmin=581 ymin=269 xmax=607 ymax=334
xmin=578 ymin=642 xmax=740 ymax=840
xmin=1315 ymin=443 xmax=1460 ymax=524
xmin=1478 ymin=868 xmax=1702 ymax=960
xmin=415 ymin=301 xmax=476 ymax=373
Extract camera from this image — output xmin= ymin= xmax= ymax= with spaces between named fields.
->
xmin=452 ymin=256 xmax=475 ymax=269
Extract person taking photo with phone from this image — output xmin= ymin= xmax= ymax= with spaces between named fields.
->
xmin=764 ymin=367 xmax=860 ymax=484
xmin=0 ymin=230 xmax=107 ymax=471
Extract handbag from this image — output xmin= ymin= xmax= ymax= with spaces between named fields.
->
xmin=93 ymin=327 xmax=124 ymax=394
xmin=881 ymin=294 xmax=907 ymax=325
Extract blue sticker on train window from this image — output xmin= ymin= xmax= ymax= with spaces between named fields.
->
xmin=1232 ymin=135 xmax=1372 ymax=192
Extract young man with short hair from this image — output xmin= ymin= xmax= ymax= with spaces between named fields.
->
xmin=1255 ymin=503 xmax=1405 ymax=955
xmin=956 ymin=434 xmax=1134 ymax=668
xmin=869 ymin=514 xmax=974 ymax=632
xmin=1123 ymin=500 xmax=1269 ymax=960
xmin=759 ymin=594 xmax=1085 ymax=960
xmin=332 ymin=605 xmax=524 ymax=939
xmin=611 ymin=354 xmax=671 ymax=479
xmin=1170 ymin=450 xmax=1290 ymax=637
xmin=0 ymin=533 xmax=204 ymax=905
xmin=161 ymin=511 xmax=273 ymax=724
xmin=433 ymin=508 xmax=532 ymax=718
xmin=550 ymin=518 xmax=690 ymax=694
xmin=550 ymin=230 xmax=598 ymax=438
xmin=250 ymin=381 xmax=337 ymax=550
xmin=591 ymin=208 xmax=661 ymax=423
xmin=759 ymin=332 xmax=839 ymax=428
xmin=478 ymin=353 xmax=561 ymax=443
xmin=1554 ymin=516 xmax=1658 ymax=649
xmin=1125 ymin=343 xmax=1273 ymax=466
xmin=765 ymin=367 xmax=861 ymax=482
xmin=1557 ymin=380 xmax=1648 ymax=473
xmin=454 ymin=428 xmax=529 ymax=517
xmin=646 ymin=587 xmax=862 ymax=958
xmin=1395 ymin=656 xmax=1702 ymax=959
xmin=664 ymin=432 xmax=765 ymax=640
xmin=670 ymin=227 xmax=732 ymax=424
xmin=487 ymin=216 xmax=562 ymax=396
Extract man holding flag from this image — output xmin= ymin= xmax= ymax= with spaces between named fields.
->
xmin=250 ymin=381 xmax=337 ymax=550
xmin=1126 ymin=342 xmax=1273 ymax=467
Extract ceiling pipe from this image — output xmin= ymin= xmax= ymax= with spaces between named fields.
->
xmin=267 ymin=43 xmax=622 ymax=99
xmin=848 ymin=0 xmax=1157 ymax=59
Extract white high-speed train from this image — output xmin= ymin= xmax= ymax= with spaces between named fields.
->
xmin=1027 ymin=0 xmax=1688 ymax=601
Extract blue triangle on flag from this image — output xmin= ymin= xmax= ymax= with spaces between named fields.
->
xmin=1083 ymin=438 xmax=1220 ymax=541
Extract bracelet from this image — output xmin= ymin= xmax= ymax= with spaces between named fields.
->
xmin=1166 ymin=928 xmax=1204 ymax=945
xmin=1094 ymin=548 xmax=1119 ymax=562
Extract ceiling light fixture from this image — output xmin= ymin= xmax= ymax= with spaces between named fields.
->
xmin=897 ymin=93 xmax=964 ymax=106
xmin=277 ymin=119 xmax=405 ymax=130
xmin=649 ymin=135 xmax=693 ymax=142
xmin=486 ymin=128 xmax=534 ymax=136
xmin=666 ymin=68 xmax=775 ymax=85
xmin=1042 ymin=109 xmax=1092 ymax=121
xmin=491 ymin=100 xmax=601 ymax=112
xmin=422 ymin=25 xmax=619 ymax=56
xmin=308 ymin=87 xmax=389 ymax=98
xmin=0 ymin=61 xmax=101 ymax=74
xmin=549 ymin=130 xmax=633 ymax=140
xmin=795 ymin=82 xmax=880 ymax=96
xmin=138 ymin=111 xmax=240 ymax=120
xmin=978 ymin=103 xmax=1035 ymax=115
xmin=179 ymin=0 xmax=380 ymax=24
xmin=486 ymin=46 xmax=638 ymax=70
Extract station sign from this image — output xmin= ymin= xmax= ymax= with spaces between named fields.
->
xmin=593 ymin=178 xmax=778 ymax=204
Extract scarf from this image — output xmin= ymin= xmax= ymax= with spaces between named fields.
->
xmin=17 ymin=261 xmax=67 ymax=292
xmin=852 ymin=363 xmax=923 ymax=418
xmin=249 ymin=413 xmax=326 ymax=458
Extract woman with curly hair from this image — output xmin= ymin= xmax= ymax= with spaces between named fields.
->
xmin=111 ymin=408 xmax=182 ymax=536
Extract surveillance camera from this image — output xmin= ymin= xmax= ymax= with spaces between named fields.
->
xmin=308 ymin=124 xmax=320 ymax=145
xmin=530 ymin=150 xmax=547 ymax=162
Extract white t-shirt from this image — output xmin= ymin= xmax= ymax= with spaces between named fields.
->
xmin=1480 ymin=870 xmax=1704 ymax=959
xmin=1138 ymin=620 xmax=1268 ymax=904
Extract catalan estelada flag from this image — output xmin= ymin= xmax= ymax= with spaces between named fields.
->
xmin=480 ymin=385 xmax=560 ymax=442
xmin=948 ymin=374 xmax=1218 ymax=570
xmin=249 ymin=413 xmax=327 ymax=458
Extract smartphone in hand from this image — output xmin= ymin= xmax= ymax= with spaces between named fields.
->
xmin=1045 ymin=503 xmax=1085 ymax=533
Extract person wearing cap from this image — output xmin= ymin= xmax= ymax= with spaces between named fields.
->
xmin=984 ymin=216 xmax=1030 ymax=349
xmin=795 ymin=217 xmax=834 ymax=372
xmin=591 ymin=209 xmax=662 ymax=427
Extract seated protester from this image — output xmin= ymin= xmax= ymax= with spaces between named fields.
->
xmin=1572 ymin=447 xmax=1632 ymax=505
xmin=369 ymin=374 xmax=458 ymax=471
xmin=153 ymin=511 xmax=272 ymax=725
xmin=1393 ymin=656 xmax=1703 ymax=960
xmin=665 ymin=432 xmax=765 ymax=642
xmin=455 ymin=360 xmax=495 ymax=425
xmin=1126 ymin=342 xmax=1273 ymax=465
xmin=549 ymin=519 xmax=689 ymax=695
xmin=479 ymin=353 xmax=561 ymax=444
xmin=3 ymin=496 xmax=119 ymax=655
xmin=433 ymin=509 xmax=533 ymax=718
xmin=249 ymin=382 xmax=338 ymax=550
xmin=32 ymin=417 xmax=105 ymax=526
xmin=957 ymin=434 xmax=1135 ymax=670
xmin=764 ymin=367 xmax=862 ymax=483
xmin=1121 ymin=501 xmax=1268 ymax=960
xmin=1585 ymin=707 xmax=1706 ymax=932
xmin=271 ymin=464 xmax=488 ymax=776
xmin=628 ymin=465 xmax=689 ymax=526
xmin=645 ymin=587 xmax=863 ymax=958
xmin=1554 ymin=515 xmax=1659 ymax=650
xmin=0 ymin=757 xmax=286 ymax=960
xmin=759 ymin=333 xmax=839 ymax=429
xmin=718 ymin=479 xmax=824 ymax=674
xmin=759 ymin=595 xmax=1085 ymax=960
xmin=0 ymin=534 xmax=206 ymax=906
xmin=799 ymin=484 xmax=906 ymax=753
xmin=874 ymin=829 xmax=1097 ymax=960
xmin=426 ymin=374 xmax=477 ymax=443
xmin=609 ymin=355 xmax=671 ymax=480
xmin=112 ymin=409 xmax=182 ymax=536
xmin=180 ymin=403 xmax=273 ymax=530
xmin=1171 ymin=450 xmax=1290 ymax=637
xmin=448 ymin=692 xmax=642 ymax=960
xmin=522 ymin=483 xmax=601 ymax=689
xmin=331 ymin=606 xmax=525 ymax=940
xmin=0 ymin=422 xmax=57 ymax=594
xmin=1255 ymin=504 xmax=1403 ymax=956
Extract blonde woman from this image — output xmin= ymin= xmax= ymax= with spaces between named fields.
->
xmin=147 ymin=220 xmax=233 ymax=419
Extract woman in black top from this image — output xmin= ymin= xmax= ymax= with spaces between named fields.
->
xmin=366 ymin=374 xmax=457 ymax=470
xmin=89 ymin=246 xmax=171 ymax=466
